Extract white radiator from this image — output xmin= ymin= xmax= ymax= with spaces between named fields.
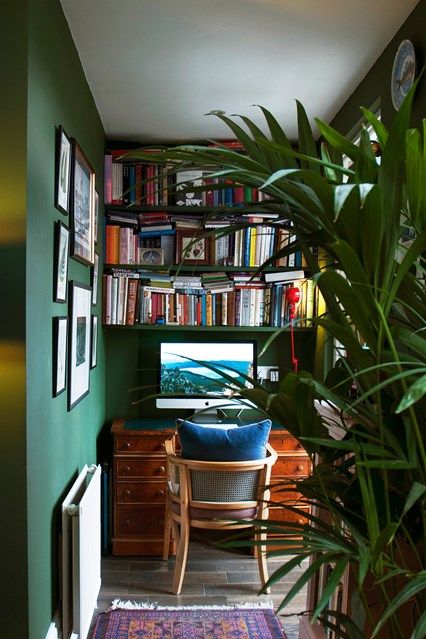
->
xmin=62 ymin=464 xmax=102 ymax=639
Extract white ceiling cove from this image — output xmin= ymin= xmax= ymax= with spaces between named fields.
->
xmin=60 ymin=0 xmax=418 ymax=143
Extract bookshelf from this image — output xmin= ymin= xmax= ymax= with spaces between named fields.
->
xmin=102 ymin=150 xmax=320 ymax=414
xmin=102 ymin=185 xmax=317 ymax=329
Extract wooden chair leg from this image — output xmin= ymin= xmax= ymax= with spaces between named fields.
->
xmin=255 ymin=527 xmax=270 ymax=594
xmin=172 ymin=517 xmax=190 ymax=595
xmin=162 ymin=502 xmax=172 ymax=560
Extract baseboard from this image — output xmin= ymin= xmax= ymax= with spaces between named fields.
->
xmin=45 ymin=605 xmax=61 ymax=639
xmin=45 ymin=622 xmax=59 ymax=639
xmin=299 ymin=616 xmax=327 ymax=639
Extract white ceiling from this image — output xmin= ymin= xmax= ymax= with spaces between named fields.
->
xmin=60 ymin=0 xmax=418 ymax=143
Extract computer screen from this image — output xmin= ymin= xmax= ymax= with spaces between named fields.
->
xmin=156 ymin=340 xmax=256 ymax=411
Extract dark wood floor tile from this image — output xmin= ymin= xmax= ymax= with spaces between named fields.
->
xmin=205 ymin=582 xmax=262 ymax=596
xmin=128 ymin=581 xmax=205 ymax=596
xmin=152 ymin=571 xmax=228 ymax=584
xmin=129 ymin=560 xmax=173 ymax=572
xmin=101 ymin=557 xmax=131 ymax=571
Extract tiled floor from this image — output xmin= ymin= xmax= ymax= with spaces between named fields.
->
xmin=92 ymin=531 xmax=308 ymax=638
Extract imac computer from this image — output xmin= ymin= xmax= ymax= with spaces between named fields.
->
xmin=156 ymin=340 xmax=257 ymax=421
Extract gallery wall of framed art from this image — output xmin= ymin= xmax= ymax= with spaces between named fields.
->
xmin=52 ymin=124 xmax=101 ymax=410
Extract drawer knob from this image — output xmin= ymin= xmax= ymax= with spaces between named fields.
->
xmin=125 ymin=519 xmax=132 ymax=525
xmin=158 ymin=518 xmax=165 ymax=526
xmin=297 ymin=518 xmax=304 ymax=525
xmin=158 ymin=466 xmax=165 ymax=474
xmin=161 ymin=442 xmax=166 ymax=449
xmin=125 ymin=489 xmax=131 ymax=496
xmin=157 ymin=489 xmax=165 ymax=497
xmin=297 ymin=465 xmax=304 ymax=471
xmin=124 ymin=442 xmax=131 ymax=449
xmin=124 ymin=466 xmax=131 ymax=473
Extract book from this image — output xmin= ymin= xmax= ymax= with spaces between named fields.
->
xmin=264 ymin=269 xmax=305 ymax=283
xmin=139 ymin=224 xmax=173 ymax=233
xmin=105 ymin=225 xmax=120 ymax=264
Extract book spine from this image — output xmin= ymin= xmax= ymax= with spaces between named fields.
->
xmin=106 ymin=225 xmax=120 ymax=264
xmin=125 ymin=278 xmax=139 ymax=325
xmin=104 ymin=154 xmax=112 ymax=204
xmin=112 ymin=163 xmax=123 ymax=205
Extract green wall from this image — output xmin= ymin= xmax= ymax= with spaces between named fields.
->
xmin=0 ymin=1 xmax=106 ymax=638
xmin=330 ymin=0 xmax=425 ymax=134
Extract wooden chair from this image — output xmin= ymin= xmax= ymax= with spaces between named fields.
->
xmin=162 ymin=438 xmax=278 ymax=595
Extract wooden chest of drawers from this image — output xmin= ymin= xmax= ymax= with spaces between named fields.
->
xmin=111 ymin=418 xmax=176 ymax=556
xmin=268 ymin=431 xmax=311 ymax=530
xmin=111 ymin=418 xmax=311 ymax=556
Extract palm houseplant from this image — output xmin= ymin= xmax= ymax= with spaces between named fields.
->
xmin=125 ymin=86 xmax=426 ymax=639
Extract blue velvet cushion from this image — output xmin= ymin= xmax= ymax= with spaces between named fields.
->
xmin=177 ymin=419 xmax=272 ymax=461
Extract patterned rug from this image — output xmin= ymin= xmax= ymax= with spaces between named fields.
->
xmin=90 ymin=600 xmax=287 ymax=639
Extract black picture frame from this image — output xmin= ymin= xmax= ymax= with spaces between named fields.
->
xmin=68 ymin=281 xmax=92 ymax=410
xmin=52 ymin=316 xmax=68 ymax=397
xmin=91 ymin=315 xmax=98 ymax=369
xmin=91 ymin=253 xmax=99 ymax=306
xmin=70 ymin=140 xmax=95 ymax=265
xmin=54 ymin=126 xmax=72 ymax=215
xmin=53 ymin=220 xmax=70 ymax=303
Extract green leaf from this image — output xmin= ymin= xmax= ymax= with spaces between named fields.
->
xmin=360 ymin=106 xmax=388 ymax=148
xmin=371 ymin=571 xmax=426 ymax=637
xmin=313 ymin=557 xmax=350 ymax=621
xmin=296 ymin=100 xmax=321 ymax=173
xmin=401 ymin=482 xmax=426 ymax=517
xmin=396 ymin=374 xmax=426 ymax=413
xmin=371 ymin=523 xmax=399 ymax=568
xmin=207 ymin=113 xmax=265 ymax=164
xmin=315 ymin=118 xmax=360 ymax=159
xmin=254 ymin=105 xmax=299 ymax=168
xmin=411 ymin=609 xmax=426 ymax=639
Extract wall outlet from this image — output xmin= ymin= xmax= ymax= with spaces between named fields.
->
xmin=257 ymin=366 xmax=279 ymax=382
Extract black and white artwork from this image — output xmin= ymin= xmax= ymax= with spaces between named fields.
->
xmin=68 ymin=281 xmax=91 ymax=410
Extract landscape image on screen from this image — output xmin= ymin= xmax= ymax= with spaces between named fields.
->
xmin=160 ymin=342 xmax=254 ymax=396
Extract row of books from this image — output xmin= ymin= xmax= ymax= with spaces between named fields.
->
xmin=105 ymin=218 xmax=305 ymax=268
xmin=104 ymin=152 xmax=270 ymax=207
xmin=102 ymin=269 xmax=316 ymax=328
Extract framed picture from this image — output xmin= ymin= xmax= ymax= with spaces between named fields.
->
xmin=91 ymin=315 xmax=98 ymax=369
xmin=71 ymin=140 xmax=95 ymax=265
xmin=176 ymin=229 xmax=210 ymax=265
xmin=94 ymin=189 xmax=100 ymax=244
xmin=53 ymin=221 xmax=70 ymax=302
xmin=54 ymin=126 xmax=72 ymax=215
xmin=68 ymin=281 xmax=92 ymax=410
xmin=91 ymin=253 xmax=99 ymax=306
xmin=52 ymin=316 xmax=68 ymax=397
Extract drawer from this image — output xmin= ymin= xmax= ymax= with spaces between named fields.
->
xmin=115 ymin=458 xmax=167 ymax=479
xmin=115 ymin=434 xmax=171 ymax=454
xmin=268 ymin=505 xmax=310 ymax=526
xmin=115 ymin=505 xmax=166 ymax=535
xmin=268 ymin=486 xmax=306 ymax=505
xmin=269 ymin=434 xmax=306 ymax=453
xmin=116 ymin=481 xmax=167 ymax=504
xmin=272 ymin=456 xmax=311 ymax=477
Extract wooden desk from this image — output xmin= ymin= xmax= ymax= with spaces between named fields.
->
xmin=111 ymin=417 xmax=311 ymax=556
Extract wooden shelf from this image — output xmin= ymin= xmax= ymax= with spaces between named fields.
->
xmin=104 ymin=324 xmax=315 ymax=332
xmin=104 ymin=262 xmax=307 ymax=274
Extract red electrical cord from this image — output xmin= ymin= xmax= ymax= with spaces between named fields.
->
xmin=286 ymin=286 xmax=301 ymax=373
